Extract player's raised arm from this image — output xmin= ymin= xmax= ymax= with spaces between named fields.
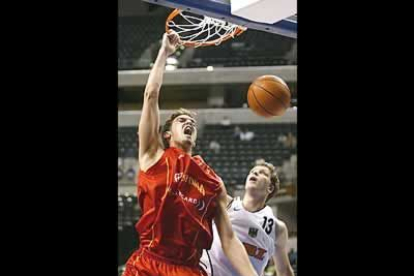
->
xmin=138 ymin=31 xmax=180 ymax=167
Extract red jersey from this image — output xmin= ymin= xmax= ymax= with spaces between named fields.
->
xmin=136 ymin=147 xmax=222 ymax=267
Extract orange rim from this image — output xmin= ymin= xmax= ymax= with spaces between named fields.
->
xmin=165 ymin=9 xmax=245 ymax=47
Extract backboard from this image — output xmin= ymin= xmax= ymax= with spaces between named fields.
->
xmin=142 ymin=0 xmax=297 ymax=38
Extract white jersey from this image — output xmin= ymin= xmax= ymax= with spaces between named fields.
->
xmin=200 ymin=197 xmax=277 ymax=276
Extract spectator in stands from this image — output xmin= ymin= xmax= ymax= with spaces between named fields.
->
xmin=118 ymin=168 xmax=124 ymax=180
xmin=233 ymin=126 xmax=242 ymax=140
xmin=209 ymin=140 xmax=221 ymax=153
xmin=285 ymin=133 xmax=297 ymax=148
xmin=278 ymin=133 xmax=287 ymax=146
xmin=240 ymin=128 xmax=255 ymax=141
xmin=281 ymin=154 xmax=297 ymax=184
xmin=239 ymin=129 xmax=246 ymax=140
xmin=118 ymin=158 xmax=124 ymax=180
xmin=220 ymin=116 xmax=231 ymax=129
xmin=284 ymin=41 xmax=297 ymax=65
xmin=125 ymin=167 xmax=135 ymax=181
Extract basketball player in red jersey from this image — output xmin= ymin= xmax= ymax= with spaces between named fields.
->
xmin=122 ymin=31 xmax=258 ymax=276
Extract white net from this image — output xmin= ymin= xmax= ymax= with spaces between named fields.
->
xmin=166 ymin=9 xmax=246 ymax=48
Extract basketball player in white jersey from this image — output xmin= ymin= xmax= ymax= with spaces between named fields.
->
xmin=200 ymin=159 xmax=295 ymax=276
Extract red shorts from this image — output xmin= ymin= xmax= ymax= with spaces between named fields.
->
xmin=122 ymin=248 xmax=207 ymax=276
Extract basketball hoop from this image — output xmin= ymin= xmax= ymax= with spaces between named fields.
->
xmin=165 ymin=9 xmax=246 ymax=48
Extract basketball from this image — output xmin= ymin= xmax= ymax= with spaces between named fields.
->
xmin=247 ymin=75 xmax=291 ymax=117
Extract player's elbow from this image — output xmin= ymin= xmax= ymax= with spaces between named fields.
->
xmin=278 ymin=267 xmax=295 ymax=276
xmin=144 ymin=85 xmax=160 ymax=100
xmin=220 ymin=232 xmax=237 ymax=255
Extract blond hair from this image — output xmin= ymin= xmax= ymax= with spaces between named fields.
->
xmin=254 ymin=159 xmax=280 ymax=202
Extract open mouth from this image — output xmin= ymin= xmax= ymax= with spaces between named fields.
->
xmin=183 ymin=126 xmax=193 ymax=135
xmin=249 ymin=176 xmax=258 ymax=182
